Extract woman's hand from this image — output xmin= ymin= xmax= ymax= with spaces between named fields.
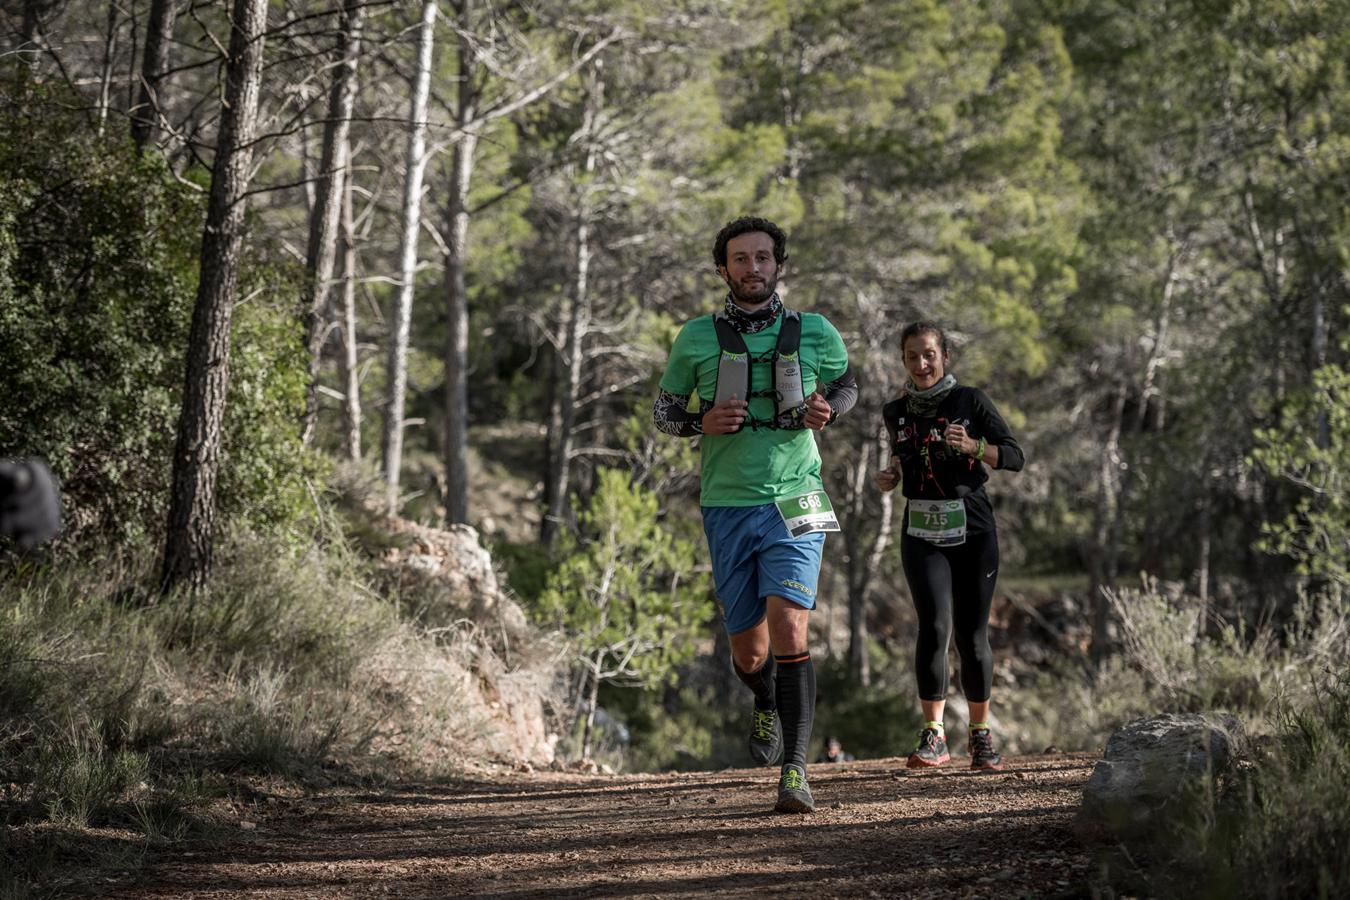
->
xmin=944 ymin=423 xmax=974 ymax=456
xmin=874 ymin=454 xmax=901 ymax=491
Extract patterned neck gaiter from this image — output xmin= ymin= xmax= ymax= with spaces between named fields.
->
xmin=723 ymin=292 xmax=783 ymax=334
xmin=905 ymin=373 xmax=958 ymax=417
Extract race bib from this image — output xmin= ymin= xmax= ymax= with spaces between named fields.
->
xmin=776 ymin=490 xmax=840 ymax=537
xmin=906 ymin=498 xmax=967 ymax=546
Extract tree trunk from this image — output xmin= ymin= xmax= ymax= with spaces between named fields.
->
xmin=382 ymin=0 xmax=437 ymax=514
xmin=302 ymin=0 xmax=364 ymax=446
xmin=161 ymin=0 xmax=269 ymax=595
xmin=542 ymin=83 xmax=600 ymax=544
xmin=97 ymin=1 xmax=119 ymax=137
xmin=1310 ymin=269 xmax=1329 ymax=447
xmin=442 ymin=0 xmax=478 ymax=525
xmin=581 ymin=651 xmax=602 ymax=762
xmin=1105 ymin=252 xmax=1178 ymax=589
xmin=853 ymin=488 xmax=892 ymax=686
xmin=841 ymin=439 xmax=873 ymax=685
xmin=21 ymin=0 xmax=51 ymax=69
xmin=1088 ymin=379 xmax=1128 ymax=668
xmin=130 ymin=0 xmax=177 ymax=150
xmin=541 ymin=211 xmax=589 ymax=543
xmin=1195 ymin=490 xmax=1211 ymax=606
xmin=339 ymin=157 xmax=361 ymax=461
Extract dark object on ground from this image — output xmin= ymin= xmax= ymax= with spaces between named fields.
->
xmin=0 ymin=458 xmax=61 ymax=548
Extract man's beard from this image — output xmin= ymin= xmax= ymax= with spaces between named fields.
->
xmin=728 ymin=273 xmax=778 ymax=307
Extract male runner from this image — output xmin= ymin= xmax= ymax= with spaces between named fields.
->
xmin=653 ymin=216 xmax=857 ymax=812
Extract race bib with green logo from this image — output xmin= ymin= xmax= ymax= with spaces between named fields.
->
xmin=906 ymin=498 xmax=967 ymax=546
xmin=775 ymin=490 xmax=840 ymax=537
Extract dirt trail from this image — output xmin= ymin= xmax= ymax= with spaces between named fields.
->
xmin=110 ymin=753 xmax=1100 ymax=898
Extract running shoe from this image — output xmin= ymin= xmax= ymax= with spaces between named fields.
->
xmin=748 ymin=706 xmax=783 ymax=766
xmin=774 ymin=763 xmax=815 ymax=813
xmin=969 ymin=727 xmax=1004 ymax=772
xmin=906 ymin=726 xmax=950 ymax=768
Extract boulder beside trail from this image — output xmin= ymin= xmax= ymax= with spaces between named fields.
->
xmin=1077 ymin=712 xmax=1245 ymax=842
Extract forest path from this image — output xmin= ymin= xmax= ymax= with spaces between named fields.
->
xmin=111 ymin=753 xmax=1100 ymax=898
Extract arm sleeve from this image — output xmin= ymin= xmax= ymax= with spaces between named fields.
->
xmin=653 ymin=389 xmax=711 ymax=438
xmin=972 ymin=388 xmax=1024 ymax=472
xmin=822 ymin=367 xmax=858 ymax=424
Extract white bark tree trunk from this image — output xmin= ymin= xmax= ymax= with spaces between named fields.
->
xmin=339 ymin=156 xmax=362 ymax=461
xmin=302 ymin=0 xmax=364 ymax=445
xmin=542 ymin=72 xmax=602 ymax=544
xmin=383 ymin=0 xmax=436 ymax=514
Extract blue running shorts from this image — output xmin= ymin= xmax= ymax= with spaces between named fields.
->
xmin=701 ymin=503 xmax=827 ymax=636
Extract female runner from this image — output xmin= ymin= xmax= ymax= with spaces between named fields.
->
xmin=874 ymin=321 xmax=1024 ymax=770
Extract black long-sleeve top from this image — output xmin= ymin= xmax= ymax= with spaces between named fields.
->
xmin=881 ymin=386 xmax=1023 ymax=536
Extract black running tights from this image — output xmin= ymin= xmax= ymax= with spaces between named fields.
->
xmin=900 ymin=530 xmax=999 ymax=702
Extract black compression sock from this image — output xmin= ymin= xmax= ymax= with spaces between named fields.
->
xmin=734 ymin=655 xmax=777 ymax=710
xmin=774 ymin=653 xmax=815 ymax=768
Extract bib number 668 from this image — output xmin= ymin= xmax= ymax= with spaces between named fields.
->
xmin=798 ymin=493 xmax=823 ymax=511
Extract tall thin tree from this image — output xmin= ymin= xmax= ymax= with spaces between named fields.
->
xmin=439 ymin=17 xmax=622 ymax=525
xmin=339 ymin=149 xmax=362 ymax=461
xmin=130 ymin=0 xmax=177 ymax=150
xmin=161 ymin=0 xmax=270 ymax=594
xmin=383 ymin=0 xmax=437 ymax=514
xmin=442 ymin=0 xmax=478 ymax=525
xmin=541 ymin=66 xmax=601 ymax=545
xmin=96 ymin=0 xmax=120 ymax=136
xmin=302 ymin=0 xmax=365 ymax=445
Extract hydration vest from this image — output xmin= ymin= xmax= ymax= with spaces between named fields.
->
xmin=712 ymin=310 xmax=806 ymax=431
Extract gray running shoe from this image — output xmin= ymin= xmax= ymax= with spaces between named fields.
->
xmin=969 ymin=727 xmax=1004 ymax=772
xmin=906 ymin=726 xmax=950 ymax=768
xmin=774 ymin=763 xmax=815 ymax=813
xmin=748 ymin=707 xmax=783 ymax=766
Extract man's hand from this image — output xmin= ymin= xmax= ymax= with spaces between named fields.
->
xmin=803 ymin=391 xmax=832 ymax=431
xmin=873 ymin=455 xmax=901 ymax=492
xmin=702 ymin=396 xmax=748 ymax=435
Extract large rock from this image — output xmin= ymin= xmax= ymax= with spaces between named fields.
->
xmin=1078 ymin=713 xmax=1244 ymax=842
xmin=378 ymin=517 xmax=560 ymax=768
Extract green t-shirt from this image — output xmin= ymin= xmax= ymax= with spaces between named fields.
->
xmin=659 ymin=311 xmax=850 ymax=507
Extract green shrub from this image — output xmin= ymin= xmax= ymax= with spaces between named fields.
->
xmin=814 ymin=655 xmax=925 ymax=760
xmin=600 ymin=675 xmax=729 ymax=773
xmin=1116 ymin=672 xmax=1350 ymax=900
xmin=998 ymin=577 xmax=1349 ymax=755
xmin=0 ymin=78 xmax=316 ymax=541
xmin=537 ymin=469 xmax=711 ymax=759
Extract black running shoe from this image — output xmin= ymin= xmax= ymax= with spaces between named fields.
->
xmin=748 ymin=707 xmax=783 ymax=766
xmin=969 ymin=727 xmax=1004 ymax=772
xmin=906 ymin=727 xmax=950 ymax=768
xmin=774 ymin=764 xmax=815 ymax=813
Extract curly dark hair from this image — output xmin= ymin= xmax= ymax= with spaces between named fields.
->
xmin=712 ymin=216 xmax=788 ymax=267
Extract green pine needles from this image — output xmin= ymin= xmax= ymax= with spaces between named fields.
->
xmin=536 ymin=468 xmax=710 ymax=761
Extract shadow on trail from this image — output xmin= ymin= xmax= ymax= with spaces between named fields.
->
xmin=307 ymin=775 xmax=765 ymax=810
xmin=117 ymin=809 xmax=1087 ymax=898
xmin=114 ymin=756 xmax=1097 ymax=898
